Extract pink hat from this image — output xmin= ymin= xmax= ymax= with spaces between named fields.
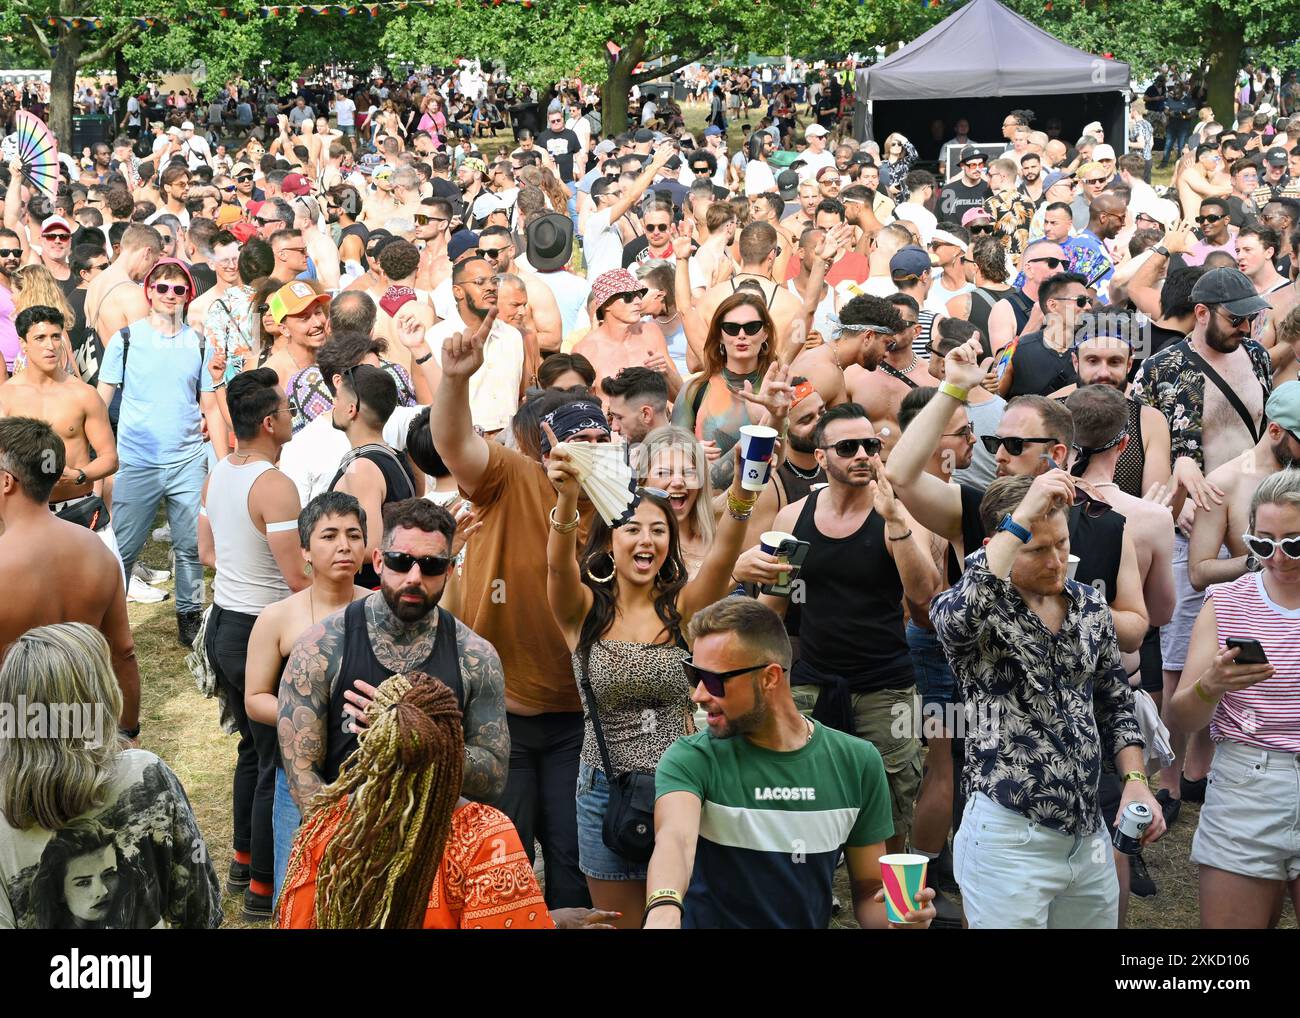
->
xmin=590 ymin=268 xmax=644 ymax=316
xmin=961 ymin=207 xmax=994 ymax=226
xmin=143 ymin=257 xmax=198 ymax=308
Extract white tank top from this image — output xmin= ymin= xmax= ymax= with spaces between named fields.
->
xmin=207 ymin=459 xmax=292 ymax=614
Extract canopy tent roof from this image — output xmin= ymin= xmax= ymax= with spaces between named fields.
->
xmin=857 ymin=0 xmax=1129 ymax=101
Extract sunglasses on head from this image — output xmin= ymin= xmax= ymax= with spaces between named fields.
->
xmin=152 ymin=282 xmax=189 ymax=296
xmin=1027 ymin=256 xmax=1065 ymax=269
xmin=980 ymin=435 xmax=1055 ymax=456
xmin=681 ymin=656 xmax=771 ymax=699
xmin=720 ymin=319 xmax=764 ymax=336
xmin=822 ymin=436 xmax=882 ymax=458
xmin=381 ymin=550 xmax=452 ymax=576
xmin=1242 ymin=532 xmax=1300 ymax=560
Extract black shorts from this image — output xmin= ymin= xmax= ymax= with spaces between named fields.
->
xmin=1138 ymin=626 xmax=1163 ymax=694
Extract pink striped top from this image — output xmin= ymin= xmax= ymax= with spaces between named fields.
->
xmin=1207 ymin=572 xmax=1300 ymax=753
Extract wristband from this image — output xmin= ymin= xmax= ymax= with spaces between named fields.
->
xmin=1193 ymin=678 xmax=1219 ymax=705
xmin=646 ymin=888 xmax=683 ymax=907
xmin=938 ymin=381 xmax=970 ymax=403
xmin=641 ymin=897 xmax=684 ymax=927
xmin=415 ymin=351 xmax=434 ymax=365
xmin=996 ymin=514 xmax=1032 ymax=544
xmin=886 ymin=528 xmax=913 ymax=541
xmin=1121 ymin=770 xmax=1148 ymax=786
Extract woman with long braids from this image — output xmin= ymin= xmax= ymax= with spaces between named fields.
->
xmin=278 ymin=673 xmax=614 ymax=929
xmin=544 ymin=411 xmax=783 ymax=927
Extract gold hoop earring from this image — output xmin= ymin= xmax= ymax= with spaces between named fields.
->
xmin=585 ymin=552 xmax=615 ymax=584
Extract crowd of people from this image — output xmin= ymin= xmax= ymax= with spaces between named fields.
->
xmin=0 ymin=50 xmax=1297 ymax=932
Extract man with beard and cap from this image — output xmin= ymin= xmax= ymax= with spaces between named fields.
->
xmin=96 ymin=257 xmax=229 ymax=648
xmin=573 ymin=268 xmax=677 ymax=399
xmin=276 ymin=495 xmax=509 ymax=816
xmin=758 ymin=401 xmax=940 ymax=858
xmin=788 ymin=293 xmax=904 ymax=410
xmin=1130 ymin=267 xmax=1274 ymax=827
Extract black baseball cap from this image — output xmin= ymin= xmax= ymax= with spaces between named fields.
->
xmin=633 ymin=129 xmax=654 ymax=144
xmin=1266 ymin=148 xmax=1289 ymax=167
xmin=776 ymin=170 xmax=800 ymax=200
xmin=959 ymin=145 xmax=985 ymax=165
xmin=1189 ymin=267 xmax=1272 ymax=317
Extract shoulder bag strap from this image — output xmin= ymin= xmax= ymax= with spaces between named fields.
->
xmin=1181 ymin=344 xmax=1265 ymax=443
xmin=577 ymin=650 xmax=620 ymax=780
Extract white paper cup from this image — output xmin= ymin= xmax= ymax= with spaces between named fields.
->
xmin=760 ymin=530 xmax=796 ymax=586
xmin=1067 ymin=554 xmax=1081 ymax=580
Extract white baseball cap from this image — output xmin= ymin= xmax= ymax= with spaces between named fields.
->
xmin=1092 ymin=143 xmax=1117 ymax=161
xmin=806 ymin=124 xmax=829 ymax=138
xmin=181 ymin=121 xmax=195 ymax=131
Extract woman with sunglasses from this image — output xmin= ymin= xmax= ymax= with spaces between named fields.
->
xmin=545 ymin=428 xmax=768 ymax=927
xmin=880 ymin=132 xmax=917 ymax=201
xmin=1168 ymin=468 xmax=1300 ymax=927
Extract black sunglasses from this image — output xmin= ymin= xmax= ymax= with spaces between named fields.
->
xmin=980 ymin=435 xmax=1056 ymax=456
xmin=682 ymin=656 xmax=771 ymax=698
xmin=0 ymin=248 xmax=22 ymax=258
xmin=381 ymin=551 xmax=452 ymax=577
xmin=1071 ymin=488 xmax=1112 ymax=519
xmin=1214 ymin=306 xmax=1259 ymax=328
xmin=1195 ymin=214 xmax=1225 ymax=224
xmin=720 ymin=319 xmax=764 ymax=336
xmin=1027 ymin=256 xmax=1065 ymax=269
xmin=822 ymin=436 xmax=882 ymax=458
xmin=236 ymin=175 xmax=254 ymax=183
xmin=645 ymin=223 xmax=671 ymax=233
xmin=968 ymin=224 xmax=995 ymax=236
xmin=1051 ymin=295 xmax=1090 ymax=309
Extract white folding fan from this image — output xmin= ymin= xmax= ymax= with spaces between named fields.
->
xmin=556 ymin=441 xmax=640 ymax=527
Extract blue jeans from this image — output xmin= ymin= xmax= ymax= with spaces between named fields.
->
xmin=575 ymin=761 xmax=649 ymax=882
xmin=1160 ymin=121 xmax=1192 ymax=166
xmin=272 ymin=767 xmax=301 ymax=905
xmin=113 ymin=450 xmax=207 ymax=611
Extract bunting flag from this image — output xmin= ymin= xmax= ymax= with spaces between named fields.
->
xmin=29 ymin=0 xmax=535 ymax=33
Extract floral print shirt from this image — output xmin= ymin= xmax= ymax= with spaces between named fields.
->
xmin=984 ymin=188 xmax=1035 ymax=258
xmin=1130 ymin=337 xmax=1272 ymax=471
xmin=204 ymin=284 xmax=257 ymax=382
xmin=930 ymin=549 xmax=1143 ymax=836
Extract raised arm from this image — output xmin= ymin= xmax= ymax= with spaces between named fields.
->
xmin=429 ymin=309 xmax=497 ymax=495
xmin=543 ymin=431 xmax=593 ymax=642
xmin=673 ymin=226 xmax=708 ymax=371
xmin=608 ymin=145 xmax=675 ymax=225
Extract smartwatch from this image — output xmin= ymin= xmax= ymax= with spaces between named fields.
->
xmin=996 ymin=514 xmax=1032 ymax=544
xmin=1153 ymin=244 xmax=1170 ymax=259
xmin=1244 ymin=554 xmax=1263 ymax=573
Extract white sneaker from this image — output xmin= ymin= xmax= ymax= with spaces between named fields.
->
xmin=127 ymin=575 xmax=170 ymax=604
xmin=133 ymin=563 xmax=171 ymax=586
xmin=152 ymin=524 xmax=172 ymax=543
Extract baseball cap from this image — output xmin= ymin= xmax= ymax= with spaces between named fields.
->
xmin=1042 ymin=171 xmax=1075 ymax=191
xmin=633 ymin=129 xmax=654 ymax=144
xmin=806 ymin=123 xmax=829 ymax=138
xmin=168 ymin=126 xmax=184 ymax=138
xmin=776 ymin=169 xmax=800 ymax=201
xmin=230 ymin=221 xmax=258 ymax=244
xmin=1131 ymin=195 xmax=1179 ymax=232
xmin=215 ymin=205 xmax=244 ymax=228
xmin=373 ymin=163 xmax=396 ymax=183
xmin=525 ymin=212 xmax=574 ymax=272
xmin=890 ymin=245 xmax=933 ymax=278
xmin=1092 ymin=143 xmax=1117 ymax=162
xmin=471 ymin=193 xmax=507 ymax=221
xmin=958 ymin=145 xmax=985 ymax=165
xmin=815 ymin=165 xmax=840 ymax=183
xmin=231 ymin=161 xmax=255 ymax=177
xmin=181 ymin=121 xmax=195 ymax=131
xmin=281 ymin=172 xmax=312 ymax=196
xmin=447 ymin=230 xmax=480 ymax=261
xmin=1189 ymin=267 xmax=1273 ymax=318
xmin=1266 ymin=380 xmax=1300 ymax=434
xmin=961 ymin=207 xmax=994 ymax=227
xmin=591 ymin=268 xmax=645 ymax=314
xmin=40 ymin=215 xmax=72 ymax=236
xmin=703 ymin=126 xmax=723 ymax=138
xmin=460 ymin=157 xmax=487 ymax=178
xmin=594 ymin=139 xmax=617 ymax=156
xmin=1266 ymin=148 xmax=1289 ymax=167
xmin=268 ymin=280 xmax=330 ymax=323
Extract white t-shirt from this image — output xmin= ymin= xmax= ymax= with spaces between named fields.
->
xmin=642 ymin=101 xmax=657 ymax=126
xmin=126 ymin=96 xmax=141 ymax=126
xmin=334 ymin=97 xmax=356 ymax=127
xmin=279 ymin=405 xmax=424 ymax=507
xmin=426 ymin=312 xmax=524 ymax=433
xmin=581 ymin=207 xmax=624 ymax=279
xmin=797 ymin=149 xmax=836 ymax=181
xmin=744 ymin=159 xmax=778 ymax=196
xmin=183 ymin=134 xmax=212 ymax=170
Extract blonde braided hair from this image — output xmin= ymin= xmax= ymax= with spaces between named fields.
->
xmin=299 ymin=672 xmax=464 ymax=928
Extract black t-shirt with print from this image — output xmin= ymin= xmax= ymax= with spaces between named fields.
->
xmin=938 ymin=179 xmax=991 ymax=221
xmin=536 ymin=128 xmax=582 ymax=183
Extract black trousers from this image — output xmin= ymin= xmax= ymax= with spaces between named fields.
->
xmin=498 ymin=711 xmax=590 ymax=910
xmin=206 ymin=605 xmax=278 ymax=887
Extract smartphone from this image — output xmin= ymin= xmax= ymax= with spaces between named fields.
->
xmin=759 ymin=538 xmax=811 ymax=597
xmin=1226 ymin=638 xmax=1269 ymax=664
xmin=666 ymin=154 xmax=681 ymax=172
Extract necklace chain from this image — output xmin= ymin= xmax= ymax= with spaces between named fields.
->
xmin=786 ymin=460 xmax=821 ymax=480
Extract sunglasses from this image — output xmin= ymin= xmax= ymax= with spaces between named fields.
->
xmin=968 ymin=224 xmax=995 ymax=236
xmin=1051 ymin=295 xmax=1090 ymax=309
xmin=1242 ymin=532 xmax=1300 ymax=560
xmin=822 ymin=436 xmax=882 ymax=458
xmin=720 ymin=319 xmax=764 ymax=336
xmin=221 ymin=184 xmax=238 ymax=193
xmin=943 ymin=424 xmax=975 ymax=440
xmin=980 ymin=435 xmax=1056 ymax=456
xmin=43 ymin=233 xmax=70 ymax=242
xmin=236 ymin=175 xmax=254 ymax=184
xmin=691 ymin=165 xmax=710 ymax=174
xmin=1082 ymin=177 xmax=1108 ymax=186
xmin=645 ymin=223 xmax=671 ymax=233
xmin=963 ymin=161 xmax=986 ymax=169
xmin=413 ymin=214 xmax=450 ymax=226
xmin=1195 ymin=214 xmax=1226 ymax=224
xmin=152 ymin=282 xmax=189 ymax=296
xmin=1027 ymin=256 xmax=1065 ymax=269
xmin=1215 ymin=306 xmax=1259 ymax=328
xmin=681 ymin=656 xmax=771 ymax=699
xmin=256 ymin=217 xmax=280 ymax=226
xmin=0 ymin=248 xmax=21 ymax=258
xmin=1071 ymin=487 xmax=1112 ymax=519
xmin=381 ymin=550 xmax=452 ymax=576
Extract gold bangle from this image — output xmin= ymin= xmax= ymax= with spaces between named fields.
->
xmin=646 ymin=887 xmax=683 ymax=907
xmin=548 ymin=506 xmax=580 ymax=533
xmin=727 ymin=490 xmax=759 ymax=513
xmin=1193 ymin=678 xmax=1219 ymax=705
xmin=1121 ymin=770 xmax=1148 ymax=786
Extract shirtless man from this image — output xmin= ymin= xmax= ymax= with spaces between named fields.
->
xmin=0 ymin=417 xmax=139 ymax=737
xmin=789 ymin=293 xmax=902 ymax=410
xmin=1238 ymin=224 xmax=1300 ymax=382
xmin=264 ymin=281 xmax=331 ymax=389
xmin=478 ymin=225 xmax=564 ymax=355
xmin=846 ymin=294 xmax=935 ymax=458
xmin=370 ymin=240 xmax=433 ymax=386
xmin=85 ymin=224 xmax=163 ymax=349
xmin=0 ymin=307 xmax=118 ymax=536
xmin=696 ymin=222 xmax=803 ymax=358
xmin=413 ymin=197 xmax=453 ymax=293
xmin=1188 ymin=383 xmax=1300 ymax=591
xmin=1177 ymin=143 xmax=1232 ymax=220
xmin=573 ymin=268 xmax=677 ymax=399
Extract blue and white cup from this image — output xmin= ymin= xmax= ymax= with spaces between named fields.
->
xmin=737 ymin=424 xmax=778 ymax=492
xmin=760 ymin=530 xmax=796 ymax=586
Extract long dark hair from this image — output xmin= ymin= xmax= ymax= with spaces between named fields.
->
xmin=576 ymin=490 xmax=687 ymax=674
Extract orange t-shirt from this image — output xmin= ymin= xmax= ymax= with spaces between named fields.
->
xmin=277 ymin=799 xmax=555 ymax=929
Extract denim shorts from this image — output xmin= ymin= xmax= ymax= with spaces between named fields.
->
xmin=575 ymin=761 xmax=649 ymax=882
xmin=906 ymin=621 xmax=959 ymax=710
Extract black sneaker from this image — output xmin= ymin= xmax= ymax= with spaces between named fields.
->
xmin=1129 ymin=852 xmax=1157 ymax=898
xmin=1155 ymin=788 xmax=1181 ymax=827
xmin=930 ymin=845 xmax=960 ymax=896
xmin=177 ymin=609 xmax=202 ymax=649
xmin=226 ymin=860 xmax=250 ymax=895
xmin=1180 ymin=773 xmax=1208 ymax=804
xmin=929 ymin=887 xmax=965 ymax=929
xmin=242 ymin=887 xmax=273 ymax=922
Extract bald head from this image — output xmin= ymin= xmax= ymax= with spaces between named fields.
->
xmin=1089 ymin=193 xmax=1127 ymax=240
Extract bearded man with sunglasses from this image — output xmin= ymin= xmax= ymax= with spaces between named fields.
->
xmin=1001 ymin=272 xmax=1088 ymax=398
xmin=759 ymin=402 xmax=940 ymax=856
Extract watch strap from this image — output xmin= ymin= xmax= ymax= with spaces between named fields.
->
xmin=996 ymin=513 xmax=1032 ymax=544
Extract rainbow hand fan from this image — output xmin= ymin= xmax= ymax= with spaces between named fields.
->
xmin=555 ymin=441 xmax=640 ymax=527
xmin=10 ymin=110 xmax=60 ymax=202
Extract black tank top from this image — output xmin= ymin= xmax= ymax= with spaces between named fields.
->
xmin=323 ymin=599 xmax=463 ymax=784
xmin=1112 ymin=398 xmax=1146 ymax=497
xmin=329 ymin=444 xmax=416 ymax=587
xmin=775 ymin=464 xmax=824 ymax=640
xmin=1006 ymin=331 xmax=1077 ymax=398
xmin=967 ymin=286 xmax=1005 ymax=356
xmin=1068 ymin=503 xmax=1125 ymax=604
xmin=789 ymin=488 xmax=913 ymax=689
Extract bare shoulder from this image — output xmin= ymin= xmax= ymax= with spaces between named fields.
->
xmin=773 ymin=493 xmax=807 ymax=532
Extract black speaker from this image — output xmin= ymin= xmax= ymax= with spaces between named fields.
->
xmin=72 ymin=114 xmax=114 ymax=151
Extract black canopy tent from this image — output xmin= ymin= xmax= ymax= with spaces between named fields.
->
xmin=853 ymin=0 xmax=1131 ymax=161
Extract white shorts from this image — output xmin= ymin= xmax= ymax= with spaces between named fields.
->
xmin=1159 ymin=532 xmax=1227 ymax=671
xmin=1191 ymin=740 xmax=1300 ymax=882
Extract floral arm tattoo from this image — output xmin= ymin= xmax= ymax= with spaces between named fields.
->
xmin=277 ymin=616 xmax=343 ymax=813
xmin=457 ymin=624 xmax=510 ymax=802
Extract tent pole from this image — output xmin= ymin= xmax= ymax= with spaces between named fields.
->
xmin=1122 ymin=91 xmax=1130 ymax=155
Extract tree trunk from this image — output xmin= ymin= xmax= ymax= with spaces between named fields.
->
xmin=1204 ymin=22 xmax=1244 ymax=126
xmin=115 ymin=48 xmax=131 ymax=93
xmin=49 ymin=29 xmax=85 ymax=153
xmin=601 ymin=29 xmax=647 ymax=136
